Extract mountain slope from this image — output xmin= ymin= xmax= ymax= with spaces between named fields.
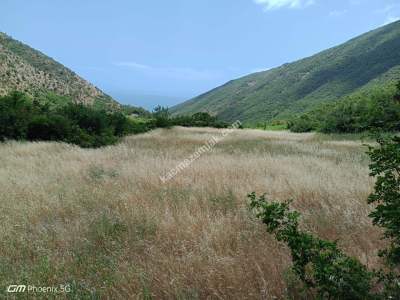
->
xmin=0 ymin=32 xmax=118 ymax=108
xmin=172 ymin=21 xmax=400 ymax=124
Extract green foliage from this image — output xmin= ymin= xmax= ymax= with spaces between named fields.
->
xmin=121 ymin=104 xmax=151 ymax=118
xmin=289 ymin=82 xmax=400 ymax=133
xmin=0 ymin=92 xmax=229 ymax=148
xmin=288 ymin=114 xmax=317 ymax=133
xmin=172 ymin=21 xmax=400 ymax=124
xmin=27 ymin=115 xmax=72 ymax=141
xmin=152 ymin=105 xmax=172 ymax=128
xmin=248 ymin=135 xmax=400 ymax=298
xmin=0 ymin=91 xmax=233 ymax=148
xmin=248 ymin=192 xmax=376 ymax=299
xmin=0 ymin=92 xmax=153 ymax=148
xmin=0 ymin=91 xmax=36 ymax=140
xmin=368 ymin=136 xmax=400 ymax=266
xmin=152 ymin=106 xmax=230 ymax=129
xmin=172 ymin=112 xmax=229 ymax=128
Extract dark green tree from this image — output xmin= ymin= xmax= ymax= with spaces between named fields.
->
xmin=368 ymin=136 xmax=400 ymax=266
xmin=152 ymin=105 xmax=171 ymax=128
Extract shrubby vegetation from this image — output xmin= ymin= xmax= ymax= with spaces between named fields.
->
xmin=249 ymin=193 xmax=375 ymax=299
xmin=0 ymin=92 xmax=230 ymax=148
xmin=0 ymin=92 xmax=154 ymax=148
xmin=368 ymin=136 xmax=400 ymax=267
xmin=121 ymin=104 xmax=152 ymax=118
xmin=249 ymin=135 xmax=400 ymax=299
xmin=171 ymin=112 xmax=229 ymax=128
xmin=289 ymin=82 xmax=400 ymax=133
xmin=152 ymin=105 xmax=230 ymax=129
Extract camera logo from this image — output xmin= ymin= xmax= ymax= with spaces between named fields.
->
xmin=7 ymin=285 xmax=27 ymax=293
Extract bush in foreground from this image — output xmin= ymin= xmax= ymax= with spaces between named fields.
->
xmin=249 ymin=135 xmax=400 ymax=299
xmin=249 ymin=193 xmax=376 ymax=299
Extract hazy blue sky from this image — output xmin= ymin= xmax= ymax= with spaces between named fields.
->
xmin=2 ymin=0 xmax=400 ymax=108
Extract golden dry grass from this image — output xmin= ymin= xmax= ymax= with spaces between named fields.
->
xmin=0 ymin=127 xmax=383 ymax=299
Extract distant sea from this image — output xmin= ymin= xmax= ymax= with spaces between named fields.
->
xmin=107 ymin=90 xmax=186 ymax=110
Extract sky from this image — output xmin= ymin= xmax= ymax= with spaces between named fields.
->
xmin=2 ymin=0 xmax=400 ymax=109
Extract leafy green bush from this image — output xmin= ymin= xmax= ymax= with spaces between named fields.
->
xmin=27 ymin=115 xmax=72 ymax=141
xmin=249 ymin=135 xmax=400 ymax=299
xmin=368 ymin=136 xmax=400 ymax=266
xmin=152 ymin=105 xmax=172 ymax=128
xmin=0 ymin=91 xmax=35 ymax=141
xmin=248 ymin=193 xmax=376 ymax=299
xmin=287 ymin=114 xmax=316 ymax=133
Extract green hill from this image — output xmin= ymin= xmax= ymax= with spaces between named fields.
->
xmin=0 ymin=32 xmax=118 ymax=109
xmin=172 ymin=21 xmax=400 ymax=124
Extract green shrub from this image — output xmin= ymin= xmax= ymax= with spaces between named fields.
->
xmin=288 ymin=114 xmax=316 ymax=133
xmin=249 ymin=135 xmax=400 ymax=298
xmin=171 ymin=112 xmax=229 ymax=128
xmin=248 ymin=193 xmax=376 ymax=299
xmin=0 ymin=91 xmax=35 ymax=140
xmin=27 ymin=115 xmax=72 ymax=141
xmin=152 ymin=105 xmax=171 ymax=128
xmin=368 ymin=136 xmax=400 ymax=266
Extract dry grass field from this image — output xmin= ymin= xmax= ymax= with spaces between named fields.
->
xmin=0 ymin=127 xmax=384 ymax=299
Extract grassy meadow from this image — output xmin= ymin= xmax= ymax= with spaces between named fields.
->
xmin=0 ymin=127 xmax=383 ymax=299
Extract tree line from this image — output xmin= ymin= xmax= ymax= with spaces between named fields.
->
xmin=288 ymin=82 xmax=400 ymax=133
xmin=0 ymin=92 xmax=229 ymax=148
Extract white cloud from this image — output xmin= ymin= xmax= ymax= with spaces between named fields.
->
xmin=254 ymin=0 xmax=315 ymax=10
xmin=329 ymin=9 xmax=348 ymax=17
xmin=113 ymin=61 xmax=223 ymax=81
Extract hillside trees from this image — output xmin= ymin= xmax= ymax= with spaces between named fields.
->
xmin=0 ymin=91 xmax=36 ymax=140
xmin=0 ymin=92 xmax=231 ymax=148
xmin=0 ymin=92 xmax=153 ymax=147
xmin=288 ymin=82 xmax=400 ymax=133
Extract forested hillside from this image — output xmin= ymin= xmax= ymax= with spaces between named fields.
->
xmin=172 ymin=21 xmax=400 ymax=124
xmin=288 ymin=81 xmax=400 ymax=133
